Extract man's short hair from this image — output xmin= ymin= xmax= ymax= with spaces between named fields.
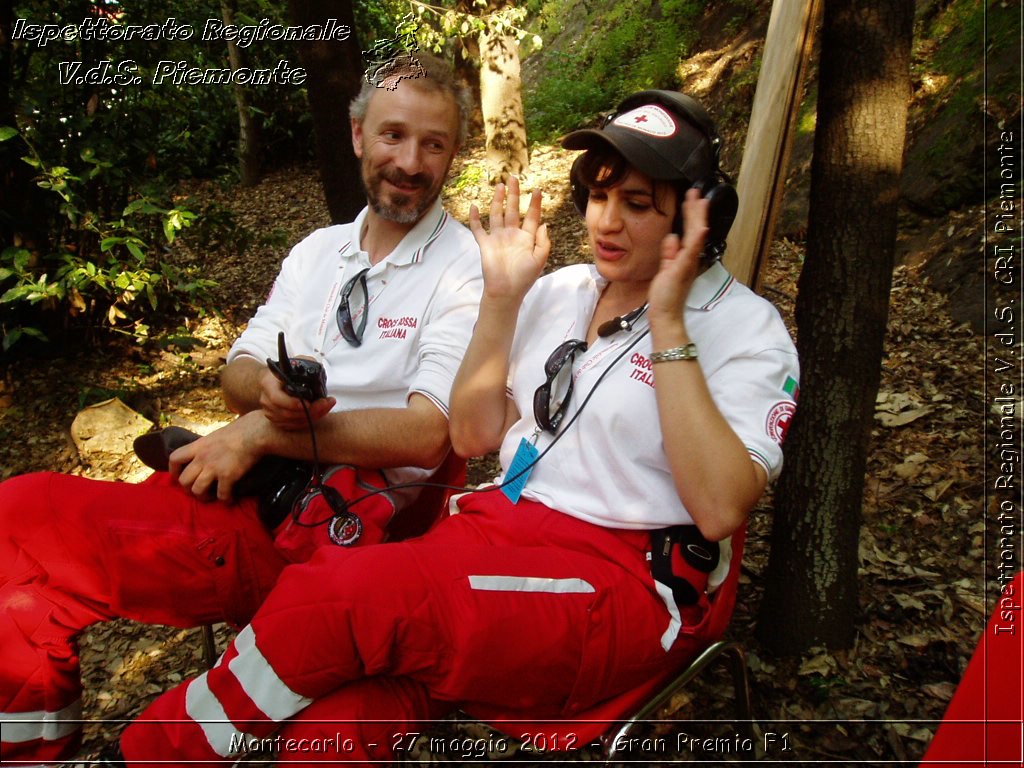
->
xmin=349 ymin=51 xmax=473 ymax=147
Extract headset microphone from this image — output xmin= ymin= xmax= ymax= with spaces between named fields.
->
xmin=597 ymin=304 xmax=648 ymax=337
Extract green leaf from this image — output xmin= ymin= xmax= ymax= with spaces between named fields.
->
xmin=1 ymin=286 xmax=26 ymax=303
xmin=100 ymin=237 xmax=122 ymax=252
xmin=0 ymin=126 xmax=18 ymax=142
xmin=126 ymin=241 xmax=146 ymax=261
xmin=2 ymin=328 xmax=22 ymax=351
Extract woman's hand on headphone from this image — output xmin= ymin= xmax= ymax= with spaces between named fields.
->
xmin=469 ymin=176 xmax=550 ymax=305
xmin=648 ymin=188 xmax=710 ymax=325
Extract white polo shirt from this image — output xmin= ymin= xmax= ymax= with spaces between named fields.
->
xmin=499 ymin=261 xmax=799 ymax=531
xmin=228 ymin=197 xmax=482 ymax=489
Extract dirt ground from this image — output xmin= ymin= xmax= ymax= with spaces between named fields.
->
xmin=0 ymin=139 xmax=992 ymax=765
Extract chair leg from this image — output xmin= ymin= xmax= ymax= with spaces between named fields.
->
xmin=200 ymin=623 xmax=218 ymax=667
xmin=719 ymin=642 xmax=758 ymax=744
xmin=601 ymin=640 xmax=758 ymax=764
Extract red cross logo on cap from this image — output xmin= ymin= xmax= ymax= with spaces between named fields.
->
xmin=614 ymin=105 xmax=677 ymax=137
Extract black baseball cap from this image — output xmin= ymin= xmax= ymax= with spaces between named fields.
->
xmin=561 ymin=91 xmax=716 ymax=185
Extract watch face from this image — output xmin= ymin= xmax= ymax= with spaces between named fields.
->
xmin=329 ymin=512 xmax=363 ymax=546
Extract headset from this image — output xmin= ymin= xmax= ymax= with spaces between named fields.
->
xmin=568 ymin=90 xmax=739 ymax=259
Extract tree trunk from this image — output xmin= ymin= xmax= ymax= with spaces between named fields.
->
xmin=452 ymin=1 xmax=527 ymax=182
xmin=756 ymin=0 xmax=915 ymax=653
xmin=287 ymin=0 xmax=365 ymax=223
xmin=222 ymin=0 xmax=262 ymax=187
xmin=0 ymin=1 xmax=46 ymax=253
xmin=475 ymin=3 xmax=529 ymax=183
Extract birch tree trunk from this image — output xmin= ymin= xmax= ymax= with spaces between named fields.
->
xmin=478 ymin=18 xmax=529 ymax=182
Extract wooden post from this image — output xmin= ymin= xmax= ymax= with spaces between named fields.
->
xmin=724 ymin=0 xmax=822 ymax=289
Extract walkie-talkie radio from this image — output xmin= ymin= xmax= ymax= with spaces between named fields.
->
xmin=267 ymin=332 xmax=327 ymax=401
xmin=264 ymin=333 xmax=362 ymax=545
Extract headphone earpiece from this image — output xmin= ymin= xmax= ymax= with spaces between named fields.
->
xmin=693 ymin=177 xmax=739 ymax=259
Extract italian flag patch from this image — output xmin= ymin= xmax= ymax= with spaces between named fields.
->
xmin=783 ymin=375 xmax=799 ymax=400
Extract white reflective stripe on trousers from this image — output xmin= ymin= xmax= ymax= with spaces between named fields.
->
xmin=468 ymin=575 xmax=596 ymax=593
xmin=654 ymin=579 xmax=682 ymax=651
xmin=0 ymin=698 xmax=82 ymax=743
xmin=185 ymin=669 xmax=257 ymax=757
xmin=184 ymin=624 xmax=313 ymax=757
xmin=229 ymin=624 xmax=312 ymax=721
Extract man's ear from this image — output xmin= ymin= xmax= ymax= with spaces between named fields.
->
xmin=351 ymin=117 xmax=364 ymax=158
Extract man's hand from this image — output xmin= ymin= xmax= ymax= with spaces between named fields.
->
xmin=258 ymin=364 xmax=335 ymax=431
xmin=169 ymin=412 xmax=269 ymax=501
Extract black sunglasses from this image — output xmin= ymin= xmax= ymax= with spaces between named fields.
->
xmin=533 ymin=339 xmax=588 ymax=433
xmin=336 ymin=268 xmax=370 ymax=347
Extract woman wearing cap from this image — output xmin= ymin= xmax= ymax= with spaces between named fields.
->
xmin=112 ymin=92 xmax=797 ymax=765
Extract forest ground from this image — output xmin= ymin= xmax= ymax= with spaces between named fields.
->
xmin=0 ymin=139 xmax=992 ymax=765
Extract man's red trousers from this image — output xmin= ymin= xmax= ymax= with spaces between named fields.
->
xmin=0 ymin=467 xmax=395 ymax=765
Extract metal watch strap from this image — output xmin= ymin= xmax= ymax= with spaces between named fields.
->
xmin=650 ymin=343 xmax=698 ymax=363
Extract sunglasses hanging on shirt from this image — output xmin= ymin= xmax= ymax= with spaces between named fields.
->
xmin=533 ymin=305 xmax=648 ymax=434
xmin=336 ymin=267 xmax=370 ymax=346
xmin=532 ymin=338 xmax=588 ymax=433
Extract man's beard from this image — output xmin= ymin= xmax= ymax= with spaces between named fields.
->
xmin=364 ymin=164 xmax=443 ymax=224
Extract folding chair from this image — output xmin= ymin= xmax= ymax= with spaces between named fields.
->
xmin=199 ymin=451 xmax=468 ymax=665
xmin=480 ymin=523 xmax=754 ymax=764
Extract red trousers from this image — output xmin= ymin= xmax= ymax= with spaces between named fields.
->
xmin=119 ymin=493 xmax=713 ymax=767
xmin=0 ymin=467 xmax=396 ymax=765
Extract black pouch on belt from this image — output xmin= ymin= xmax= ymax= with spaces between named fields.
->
xmin=649 ymin=525 xmax=720 ymax=606
xmin=247 ymin=457 xmax=313 ymax=531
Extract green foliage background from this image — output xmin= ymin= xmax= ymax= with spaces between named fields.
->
xmin=0 ymin=0 xmax=1014 ymax=356
xmin=1 ymin=0 xmax=312 ymax=354
xmin=522 ymin=0 xmax=711 ymax=140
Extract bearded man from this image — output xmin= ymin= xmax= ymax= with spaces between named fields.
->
xmin=0 ymin=52 xmax=482 ymax=765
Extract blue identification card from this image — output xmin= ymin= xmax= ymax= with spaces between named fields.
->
xmin=501 ymin=437 xmax=540 ymax=504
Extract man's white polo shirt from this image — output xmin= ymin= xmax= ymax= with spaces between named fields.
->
xmin=499 ymin=261 xmax=799 ymax=531
xmin=228 ymin=197 xmax=482 ymax=489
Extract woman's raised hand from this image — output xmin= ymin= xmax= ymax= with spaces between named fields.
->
xmin=648 ymin=188 xmax=711 ymax=320
xmin=469 ymin=176 xmax=550 ymax=303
